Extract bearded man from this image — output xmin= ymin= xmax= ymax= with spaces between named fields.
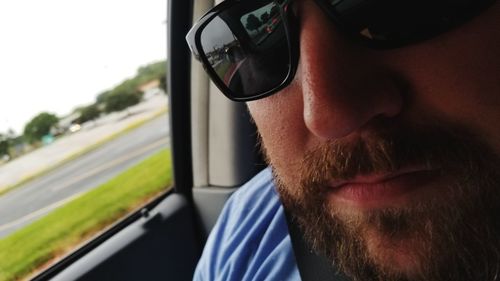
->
xmin=187 ymin=0 xmax=500 ymax=280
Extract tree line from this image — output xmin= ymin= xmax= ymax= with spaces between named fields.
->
xmin=0 ymin=60 xmax=167 ymax=159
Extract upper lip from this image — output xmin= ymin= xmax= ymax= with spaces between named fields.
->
xmin=329 ymin=167 xmax=433 ymax=189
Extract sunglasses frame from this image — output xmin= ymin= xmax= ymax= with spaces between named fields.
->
xmin=186 ymin=0 xmax=299 ymax=102
xmin=187 ymin=0 xmax=498 ymax=101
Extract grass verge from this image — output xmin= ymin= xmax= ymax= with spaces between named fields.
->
xmin=0 ymin=148 xmax=172 ymax=281
xmin=0 ymin=108 xmax=168 ymax=197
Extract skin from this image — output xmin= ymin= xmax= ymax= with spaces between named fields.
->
xmin=247 ymin=0 xmax=500 ymax=276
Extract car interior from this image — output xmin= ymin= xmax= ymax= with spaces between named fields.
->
xmin=31 ymin=0 xmax=354 ymax=280
xmin=23 ymin=0 xmax=500 ymax=280
xmin=32 ymin=1 xmax=267 ymax=280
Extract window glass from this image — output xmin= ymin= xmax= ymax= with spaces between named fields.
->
xmin=0 ymin=1 xmax=170 ymax=280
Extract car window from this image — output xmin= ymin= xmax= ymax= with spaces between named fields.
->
xmin=0 ymin=1 xmax=170 ymax=280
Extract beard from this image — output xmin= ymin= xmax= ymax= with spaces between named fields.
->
xmin=267 ymin=119 xmax=500 ymax=281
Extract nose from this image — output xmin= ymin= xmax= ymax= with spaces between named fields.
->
xmin=297 ymin=1 xmax=404 ymax=140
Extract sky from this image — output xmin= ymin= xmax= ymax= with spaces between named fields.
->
xmin=0 ymin=0 xmax=167 ymax=135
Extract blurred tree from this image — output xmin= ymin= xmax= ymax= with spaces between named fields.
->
xmin=24 ymin=112 xmax=59 ymax=143
xmin=112 ymin=79 xmax=139 ymax=97
xmin=245 ymin=14 xmax=262 ymax=32
xmin=11 ymin=135 xmax=25 ymax=147
xmin=0 ymin=134 xmax=9 ymax=157
xmin=104 ymin=91 xmax=143 ymax=113
xmin=96 ymin=60 xmax=167 ymax=105
xmin=77 ymin=104 xmax=101 ymax=124
xmin=96 ymin=90 xmax=112 ymax=104
xmin=136 ymin=60 xmax=167 ymax=85
xmin=260 ymin=12 xmax=270 ymax=23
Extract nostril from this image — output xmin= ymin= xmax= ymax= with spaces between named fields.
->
xmin=302 ymin=93 xmax=370 ymax=140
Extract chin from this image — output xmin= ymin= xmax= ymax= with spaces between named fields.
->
xmin=363 ymin=230 xmax=427 ymax=279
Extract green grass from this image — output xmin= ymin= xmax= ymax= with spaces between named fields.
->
xmin=0 ymin=108 xmax=168 ymax=197
xmin=0 ymin=148 xmax=172 ymax=281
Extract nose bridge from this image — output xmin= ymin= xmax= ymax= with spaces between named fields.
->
xmin=298 ymin=1 xmax=403 ymax=140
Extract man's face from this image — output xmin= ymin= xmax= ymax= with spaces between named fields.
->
xmin=247 ymin=0 xmax=500 ymax=280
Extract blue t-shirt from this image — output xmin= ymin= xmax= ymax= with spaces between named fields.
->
xmin=193 ymin=168 xmax=300 ymax=281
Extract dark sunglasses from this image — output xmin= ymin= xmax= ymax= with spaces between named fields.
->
xmin=186 ymin=0 xmax=496 ymax=101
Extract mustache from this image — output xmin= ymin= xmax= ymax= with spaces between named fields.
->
xmin=300 ymin=122 xmax=492 ymax=187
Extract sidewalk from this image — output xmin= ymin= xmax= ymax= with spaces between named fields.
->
xmin=0 ymin=95 xmax=168 ymax=191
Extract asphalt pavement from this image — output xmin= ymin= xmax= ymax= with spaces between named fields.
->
xmin=0 ymin=95 xmax=168 ymax=190
xmin=0 ymin=96 xmax=170 ymax=238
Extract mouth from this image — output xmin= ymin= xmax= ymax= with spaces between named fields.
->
xmin=328 ymin=167 xmax=442 ymax=209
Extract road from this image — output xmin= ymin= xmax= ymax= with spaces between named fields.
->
xmin=0 ymin=115 xmax=170 ymax=238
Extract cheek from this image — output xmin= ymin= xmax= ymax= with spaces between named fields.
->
xmin=403 ymin=53 xmax=500 ymax=136
xmin=402 ymin=63 xmax=500 ymax=157
xmin=247 ymin=92 xmax=308 ymax=183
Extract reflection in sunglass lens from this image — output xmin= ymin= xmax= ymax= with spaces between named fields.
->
xmin=200 ymin=1 xmax=291 ymax=99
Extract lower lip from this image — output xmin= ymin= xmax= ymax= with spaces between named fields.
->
xmin=328 ymin=170 xmax=440 ymax=208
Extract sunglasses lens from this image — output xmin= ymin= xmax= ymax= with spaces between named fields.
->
xmin=321 ymin=0 xmax=494 ymax=46
xmin=200 ymin=1 xmax=291 ymax=99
